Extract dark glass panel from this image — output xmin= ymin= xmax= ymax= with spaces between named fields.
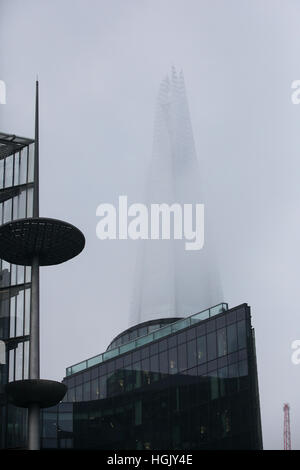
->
xmin=227 ymin=363 xmax=239 ymax=395
xmin=207 ymin=359 xmax=217 ymax=373
xmin=132 ymin=360 xmax=141 ymax=371
xmin=236 ymin=307 xmax=246 ymax=321
xmin=196 ymin=323 xmax=206 ymax=336
xmin=226 ymin=310 xmax=237 ymax=325
xmin=177 ymin=331 xmax=186 ymax=345
xmin=238 ymin=360 xmax=248 ymax=377
xmin=207 ymin=332 xmax=217 ymax=361
xmin=168 ymin=347 xmax=178 ymax=374
xmin=186 ymin=327 xmax=196 ymax=341
xmin=75 ymin=385 xmax=83 ymax=401
xmin=99 ymin=375 xmax=107 ymax=399
xmin=216 ymin=315 xmax=226 ymax=329
xmin=238 ymin=360 xmax=249 ymax=390
xmin=83 ymin=370 xmax=91 ymax=382
xmin=138 ymin=326 xmax=147 ymax=337
xmin=210 ymin=371 xmax=219 ymax=400
xmin=206 ymin=319 xmax=216 ymax=333
xmin=168 ymin=335 xmax=177 ymax=348
xmin=42 ymin=412 xmax=57 ymax=438
xmin=217 ymin=328 xmax=227 ymax=357
xmin=150 ymin=354 xmax=159 ymax=373
xmin=83 ymin=381 xmax=90 ymax=401
xmin=158 ymin=338 xmax=168 ymax=352
xmin=68 ymin=388 xmax=75 ymax=402
xmin=141 ymin=347 xmax=149 ymax=359
xmin=98 ymin=363 xmax=107 ymax=376
xmin=197 ymin=335 xmax=207 ymax=364
xmin=132 ymin=350 xmax=141 ymax=363
xmin=58 ymin=413 xmax=73 ymax=433
xmin=237 ymin=320 xmax=246 ymax=349
xmin=218 ymin=366 xmax=228 ymax=397
xmin=227 ymin=351 xmax=238 ymax=365
xmin=122 ymin=333 xmax=129 ymax=344
xmin=178 ymin=343 xmax=187 ymax=372
xmin=75 ymin=374 xmax=83 ymax=386
xmin=185 ymin=366 xmax=198 ymax=376
xmin=217 ymin=356 xmax=227 ymax=369
xmin=159 ymin=350 xmax=168 ymax=374
xmin=227 ymin=324 xmax=238 ymax=353
xmin=91 ymin=378 xmax=100 ymax=400
xmin=238 ymin=349 xmax=247 ymax=362
xmin=150 ymin=342 xmax=159 ymax=356
xmin=107 ymin=361 xmax=115 ymax=373
xmin=115 ymin=356 xmax=124 ymax=370
xmin=187 ymin=339 xmax=197 ymax=368
xmin=91 ymin=367 xmax=99 ymax=379
xmin=141 ymin=357 xmax=150 ymax=372
xmin=123 ymin=353 xmax=132 ymax=367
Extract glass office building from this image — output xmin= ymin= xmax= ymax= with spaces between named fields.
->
xmin=0 ymin=133 xmax=35 ymax=448
xmin=41 ymin=303 xmax=263 ymax=450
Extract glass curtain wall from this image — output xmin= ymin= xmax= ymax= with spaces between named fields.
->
xmin=0 ymin=137 xmax=34 ymax=448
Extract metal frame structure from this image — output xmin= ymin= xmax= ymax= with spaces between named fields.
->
xmin=2 ymin=82 xmax=85 ymax=450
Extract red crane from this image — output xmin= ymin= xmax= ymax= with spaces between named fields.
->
xmin=283 ymin=403 xmax=291 ymax=450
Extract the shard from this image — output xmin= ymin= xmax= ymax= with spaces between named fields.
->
xmin=129 ymin=67 xmax=222 ymax=326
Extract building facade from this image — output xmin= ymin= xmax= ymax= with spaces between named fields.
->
xmin=0 ymin=132 xmax=35 ymax=448
xmin=41 ymin=303 xmax=263 ymax=450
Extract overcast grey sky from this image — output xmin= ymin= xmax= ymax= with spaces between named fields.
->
xmin=1 ymin=0 xmax=300 ymax=450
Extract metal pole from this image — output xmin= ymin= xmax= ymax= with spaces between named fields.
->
xmin=28 ymin=403 xmax=40 ymax=450
xmin=29 ymin=256 xmax=40 ymax=379
xmin=28 ymin=81 xmax=40 ymax=450
xmin=28 ymin=255 xmax=40 ymax=450
xmin=33 ymin=80 xmax=39 ymax=219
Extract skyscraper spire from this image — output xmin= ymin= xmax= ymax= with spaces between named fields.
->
xmin=129 ymin=68 xmax=222 ymax=326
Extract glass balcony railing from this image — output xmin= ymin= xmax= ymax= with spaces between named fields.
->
xmin=66 ymin=302 xmax=228 ymax=376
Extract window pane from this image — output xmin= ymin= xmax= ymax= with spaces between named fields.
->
xmin=58 ymin=413 xmax=73 ymax=433
xmin=9 ymin=349 xmax=14 ymax=381
xmin=238 ymin=359 xmax=248 ymax=377
xmin=91 ymin=378 xmax=100 ymax=400
xmin=15 ymin=343 xmax=23 ymax=380
xmin=197 ymin=336 xmax=207 ymax=364
xmin=16 ymin=289 xmax=24 ymax=337
xmin=27 ymin=187 xmax=33 ymax=217
xmin=168 ymin=347 xmax=178 ymax=374
xmin=19 ymin=149 xmax=27 ymax=185
xmin=207 ymin=332 xmax=217 ymax=361
xmin=217 ymin=328 xmax=227 ymax=357
xmin=4 ymin=155 xmax=13 ymax=188
xmin=99 ymin=375 xmax=107 ymax=399
xmin=3 ymin=199 xmax=12 ymax=223
xmin=210 ymin=371 xmax=218 ymax=400
xmin=187 ymin=339 xmax=197 ymax=368
xmin=178 ymin=343 xmax=187 ymax=372
xmin=75 ymin=385 xmax=83 ymax=401
xmin=83 ymin=381 xmax=90 ymax=401
xmin=227 ymin=324 xmax=238 ymax=353
xmin=14 ymin=153 xmax=20 ymax=185
xmin=18 ymin=189 xmax=26 ymax=219
xmin=24 ymin=341 xmax=29 ymax=379
xmin=150 ymin=354 xmax=159 ymax=373
xmin=27 ymin=145 xmax=34 ymax=182
xmin=159 ymin=350 xmax=168 ymax=374
xmin=237 ymin=320 xmax=246 ymax=349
